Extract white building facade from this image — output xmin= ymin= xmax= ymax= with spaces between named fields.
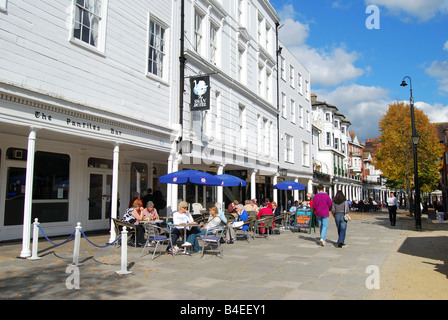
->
xmin=311 ymin=95 xmax=363 ymax=200
xmin=276 ymin=45 xmax=313 ymax=206
xmin=1 ymin=0 xmax=313 ymax=246
xmin=167 ymin=0 xmax=283 ymax=211
xmin=0 ymin=1 xmax=178 ymax=249
xmin=0 ymin=0 xmax=345 ymax=249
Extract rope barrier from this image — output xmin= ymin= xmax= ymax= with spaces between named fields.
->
xmin=80 ymin=229 xmax=121 ymax=248
xmin=37 ymin=224 xmax=76 ymax=247
xmin=31 ymin=219 xmax=132 ymax=275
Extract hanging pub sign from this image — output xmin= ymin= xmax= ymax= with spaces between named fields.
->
xmin=190 ymin=75 xmax=210 ymax=111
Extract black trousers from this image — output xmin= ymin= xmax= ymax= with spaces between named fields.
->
xmin=388 ymin=205 xmax=397 ymax=226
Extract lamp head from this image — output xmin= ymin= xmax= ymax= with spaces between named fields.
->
xmin=412 ymin=133 xmax=421 ymax=146
xmin=400 ymin=80 xmax=408 ymax=87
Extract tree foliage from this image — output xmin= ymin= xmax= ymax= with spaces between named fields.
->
xmin=374 ymin=102 xmax=443 ymax=193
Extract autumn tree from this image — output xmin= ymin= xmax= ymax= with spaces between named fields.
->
xmin=374 ymin=102 xmax=443 ymax=210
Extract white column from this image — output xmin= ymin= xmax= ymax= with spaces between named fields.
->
xmin=251 ymin=170 xmax=257 ymax=200
xmin=109 ymin=144 xmax=120 ymax=243
xmin=20 ymin=129 xmax=37 ymax=258
xmin=217 ymin=164 xmax=224 ymax=206
xmin=171 ymin=157 xmax=179 ymax=215
xmin=307 ymin=179 xmax=313 ymax=195
xmin=273 ymin=174 xmax=279 ymax=203
xmin=294 ymin=178 xmax=299 ymax=201
xmin=166 ymin=154 xmax=179 ymax=216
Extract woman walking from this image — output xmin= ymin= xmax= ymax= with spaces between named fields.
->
xmin=313 ymin=184 xmax=332 ymax=246
xmin=387 ymin=192 xmax=399 ymax=226
xmin=331 ymin=190 xmax=349 ymax=248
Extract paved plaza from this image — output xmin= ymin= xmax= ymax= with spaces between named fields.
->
xmin=0 ymin=210 xmax=446 ymax=304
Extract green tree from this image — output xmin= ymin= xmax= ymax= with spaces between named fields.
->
xmin=374 ymin=102 xmax=443 ymax=211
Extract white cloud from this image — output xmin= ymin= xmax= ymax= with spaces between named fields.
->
xmin=365 ymin=0 xmax=448 ymax=22
xmin=415 ymin=101 xmax=448 ymax=122
xmin=444 ymin=40 xmax=448 ymax=51
xmin=314 ymin=84 xmax=391 ymax=141
xmin=426 ymin=59 xmax=448 ymax=93
xmin=277 ymin=5 xmax=365 ymax=87
xmin=280 ymin=18 xmax=310 ymax=47
xmin=289 ymin=46 xmax=365 ymax=87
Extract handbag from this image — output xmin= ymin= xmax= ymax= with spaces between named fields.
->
xmin=343 ymin=202 xmax=351 ymax=222
xmin=233 ymin=221 xmax=244 ymax=228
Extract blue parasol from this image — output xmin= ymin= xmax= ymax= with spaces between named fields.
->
xmin=158 ymin=169 xmax=224 ymax=186
xmin=273 ymin=180 xmax=306 ymax=191
xmin=215 ymin=174 xmax=247 ymax=187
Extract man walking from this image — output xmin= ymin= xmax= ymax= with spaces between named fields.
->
xmin=313 ymin=184 xmax=332 ymax=246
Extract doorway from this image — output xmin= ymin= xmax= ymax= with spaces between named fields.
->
xmin=88 ymin=171 xmax=113 ymax=230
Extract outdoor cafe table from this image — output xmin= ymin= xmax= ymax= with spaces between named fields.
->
xmin=171 ymin=223 xmax=202 ymax=255
xmin=282 ymin=211 xmax=293 ymax=230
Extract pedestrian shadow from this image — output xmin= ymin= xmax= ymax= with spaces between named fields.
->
xmin=397 ymin=236 xmax=448 ymax=279
xmin=297 ymin=234 xmax=338 ymax=247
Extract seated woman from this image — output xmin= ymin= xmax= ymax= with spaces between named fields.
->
xmin=142 ymin=201 xmax=160 ymax=221
xmin=226 ymin=204 xmax=249 ymax=244
xmin=183 ymin=206 xmax=221 ymax=253
xmin=121 ymin=199 xmax=145 ymax=246
xmin=166 ymin=201 xmax=193 ymax=254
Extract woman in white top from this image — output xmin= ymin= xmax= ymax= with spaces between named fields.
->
xmin=167 ymin=201 xmax=193 ymax=253
xmin=387 ymin=192 xmax=399 ymax=226
xmin=184 ymin=206 xmax=221 ymax=252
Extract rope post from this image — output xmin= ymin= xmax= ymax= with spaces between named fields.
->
xmin=116 ymin=226 xmax=132 ymax=275
xmin=69 ymin=222 xmax=83 ymax=267
xmin=29 ymin=218 xmax=42 ymax=261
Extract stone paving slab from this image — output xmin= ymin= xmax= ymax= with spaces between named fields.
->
xmin=0 ymin=211 xmax=425 ymax=304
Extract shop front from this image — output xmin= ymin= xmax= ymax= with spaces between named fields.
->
xmin=0 ymin=90 xmax=173 ymax=258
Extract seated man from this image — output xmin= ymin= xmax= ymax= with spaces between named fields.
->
xmin=289 ymin=200 xmax=299 ymax=213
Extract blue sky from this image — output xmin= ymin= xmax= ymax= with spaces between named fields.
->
xmin=270 ymin=0 xmax=448 ymax=142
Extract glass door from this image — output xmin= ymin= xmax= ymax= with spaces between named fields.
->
xmin=88 ymin=172 xmax=112 ymax=229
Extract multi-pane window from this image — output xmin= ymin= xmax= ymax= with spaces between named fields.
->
xmin=210 ymin=24 xmax=218 ymax=64
xmin=281 ymin=57 xmax=286 ymax=80
xmin=290 ymin=65 xmax=295 ymax=87
xmin=258 ymin=65 xmax=264 ymax=97
xmin=148 ymin=20 xmax=166 ymax=78
xmin=266 ymin=70 xmax=271 ymax=102
xmin=0 ymin=0 xmax=7 ymax=12
xmin=265 ymin=25 xmax=271 ymax=51
xmin=238 ymin=47 xmax=244 ymax=82
xmin=281 ymin=93 xmax=287 ymax=118
xmin=194 ymin=11 xmax=203 ymax=54
xmin=238 ymin=0 xmax=245 ymax=26
xmin=239 ymin=105 xmax=246 ymax=148
xmin=73 ymin=0 xmax=103 ymax=48
xmin=291 ymin=100 xmax=296 ymax=123
xmin=306 ymin=80 xmax=310 ymax=100
xmin=306 ymin=110 xmax=311 ymax=131
xmin=302 ymin=142 xmax=310 ymax=167
xmin=285 ymin=134 xmax=294 ymax=163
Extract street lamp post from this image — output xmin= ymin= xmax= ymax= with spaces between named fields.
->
xmin=400 ymin=76 xmax=422 ymax=231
